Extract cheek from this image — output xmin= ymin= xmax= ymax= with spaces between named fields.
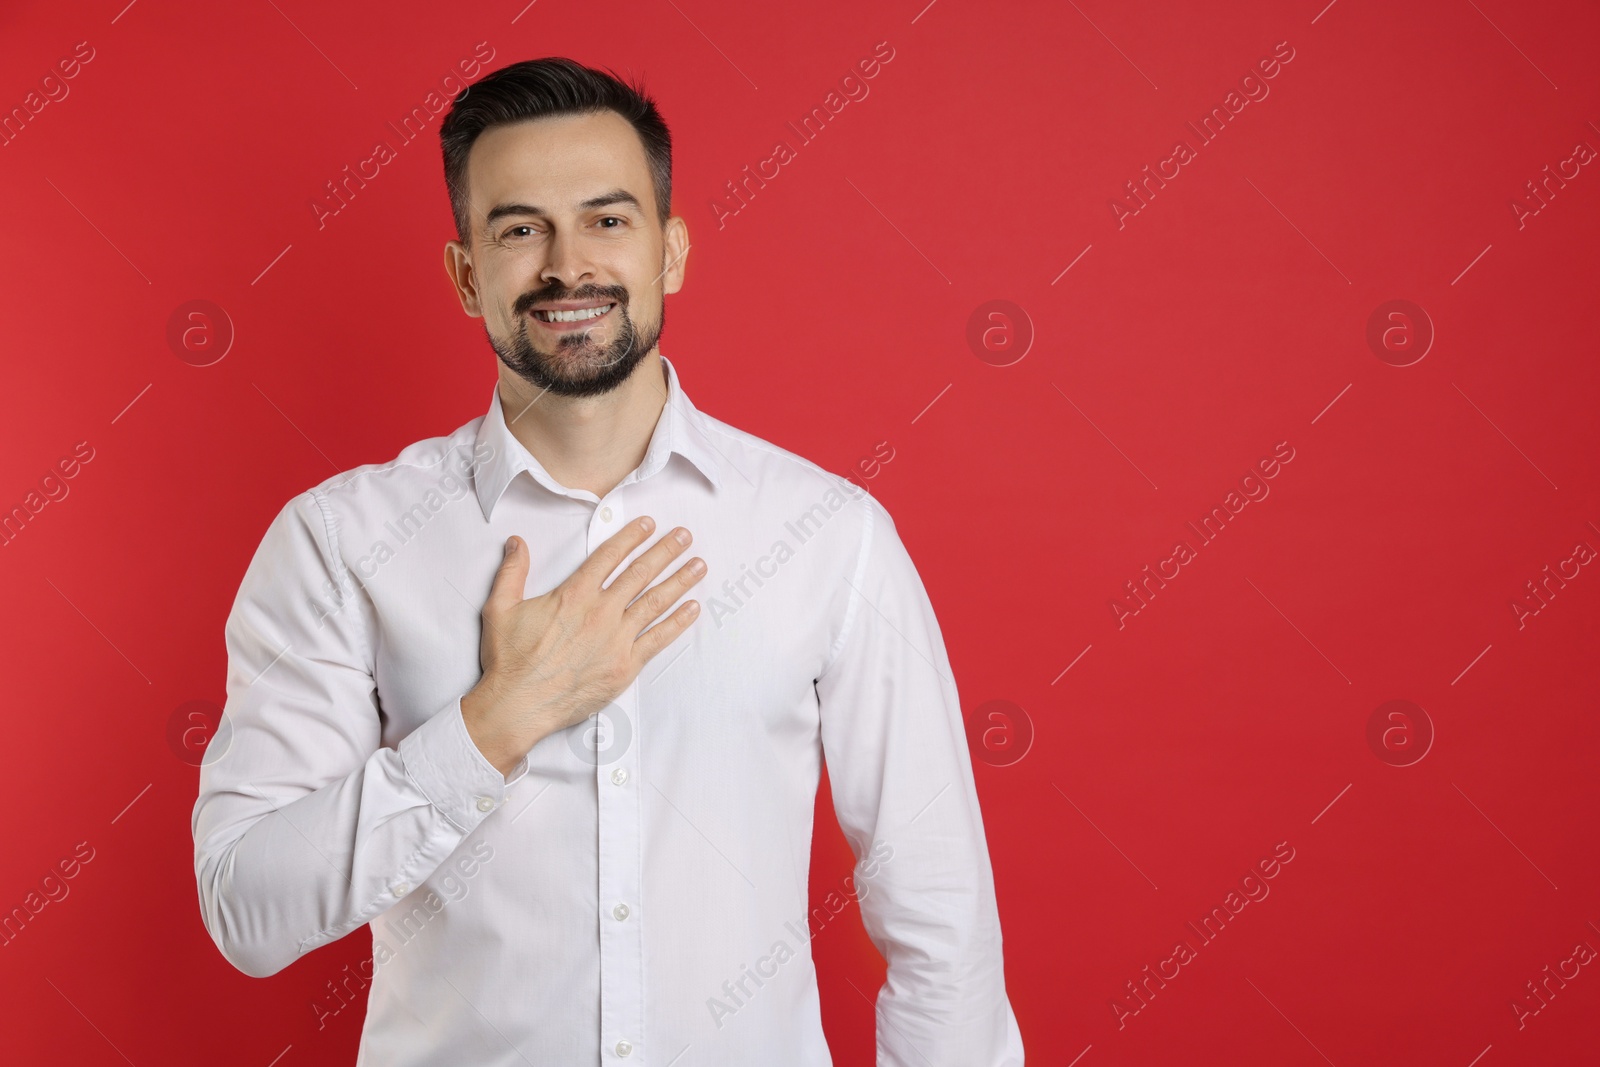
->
xmin=493 ymin=288 xmax=535 ymax=332
xmin=487 ymin=302 xmax=521 ymax=337
xmin=611 ymin=286 xmax=656 ymax=327
xmin=482 ymin=254 xmax=541 ymax=309
xmin=623 ymin=291 xmax=664 ymax=330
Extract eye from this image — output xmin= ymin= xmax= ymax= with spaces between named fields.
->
xmin=503 ymin=224 xmax=537 ymax=240
xmin=597 ymin=216 xmax=626 ymax=229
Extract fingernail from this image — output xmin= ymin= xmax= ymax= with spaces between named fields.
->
xmin=505 ymin=536 xmax=517 ymax=556
xmin=674 ymin=528 xmax=691 ymax=545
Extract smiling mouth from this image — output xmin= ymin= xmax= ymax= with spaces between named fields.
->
xmin=532 ymin=303 xmax=616 ymax=323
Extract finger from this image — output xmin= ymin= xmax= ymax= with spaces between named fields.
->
xmin=483 ymin=535 xmax=531 ymax=619
xmin=622 ymin=556 xmax=706 ymax=629
xmin=631 ymin=599 xmax=700 ymax=667
xmin=606 ymin=526 xmax=692 ymax=604
xmin=571 ymin=515 xmax=657 ymax=591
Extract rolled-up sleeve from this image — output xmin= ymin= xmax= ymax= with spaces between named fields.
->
xmin=191 ymin=489 xmax=526 ymax=978
xmin=814 ymin=495 xmax=1025 ymax=1066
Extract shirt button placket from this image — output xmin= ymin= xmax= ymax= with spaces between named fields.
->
xmin=593 ymin=498 xmax=643 ymax=1060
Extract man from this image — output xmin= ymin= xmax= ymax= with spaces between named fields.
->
xmin=192 ymin=56 xmax=1024 ymax=1066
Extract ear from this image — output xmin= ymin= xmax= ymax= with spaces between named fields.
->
xmin=660 ymin=215 xmax=690 ymax=297
xmin=443 ymin=238 xmax=484 ymax=317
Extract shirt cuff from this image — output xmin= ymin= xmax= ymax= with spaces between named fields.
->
xmin=398 ymin=696 xmax=524 ymax=833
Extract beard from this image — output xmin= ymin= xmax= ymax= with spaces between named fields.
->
xmin=487 ymin=282 xmax=661 ymax=399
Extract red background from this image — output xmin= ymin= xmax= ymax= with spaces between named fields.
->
xmin=3 ymin=0 xmax=1598 ymax=1063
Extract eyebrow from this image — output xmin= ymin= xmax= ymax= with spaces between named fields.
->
xmin=484 ymin=189 xmax=643 ymax=228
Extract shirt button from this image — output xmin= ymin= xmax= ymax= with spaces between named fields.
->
xmin=615 ymin=1039 xmax=633 ymax=1057
xmin=475 ymin=796 xmax=494 ymax=812
xmin=611 ymin=767 xmax=628 ymax=786
xmin=391 ymin=882 xmax=411 ymax=897
xmin=613 ymin=903 xmax=630 ymax=921
xmin=599 ymin=505 xmax=613 ymax=522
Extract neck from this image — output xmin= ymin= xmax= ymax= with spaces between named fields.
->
xmin=495 ymin=352 xmax=669 ymax=498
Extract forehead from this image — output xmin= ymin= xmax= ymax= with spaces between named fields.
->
xmin=465 ymin=110 xmax=654 ymax=218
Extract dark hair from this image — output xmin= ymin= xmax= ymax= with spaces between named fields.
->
xmin=439 ymin=57 xmax=672 ymax=245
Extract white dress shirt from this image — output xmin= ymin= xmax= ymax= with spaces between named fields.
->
xmin=192 ymin=354 xmax=1024 ymax=1066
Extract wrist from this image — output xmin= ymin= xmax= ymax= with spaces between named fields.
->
xmin=461 ymin=684 xmax=524 ymax=777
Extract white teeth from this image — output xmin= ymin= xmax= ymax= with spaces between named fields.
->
xmin=537 ymin=303 xmax=613 ymax=323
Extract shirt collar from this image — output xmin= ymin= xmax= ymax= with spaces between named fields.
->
xmin=472 ymin=353 xmax=723 ymax=520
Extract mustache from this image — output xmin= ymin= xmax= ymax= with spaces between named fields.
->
xmin=513 ymin=285 xmax=628 ymax=317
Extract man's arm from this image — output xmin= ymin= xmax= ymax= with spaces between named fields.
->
xmin=815 ymin=494 xmax=1025 ymax=1066
xmin=191 ymin=491 xmax=523 ymax=978
xmin=192 ymin=495 xmax=705 ymax=979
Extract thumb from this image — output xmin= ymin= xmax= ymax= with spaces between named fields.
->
xmin=483 ymin=535 xmax=530 ymax=617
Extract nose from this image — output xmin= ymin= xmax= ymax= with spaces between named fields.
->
xmin=540 ymin=227 xmax=594 ymax=292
